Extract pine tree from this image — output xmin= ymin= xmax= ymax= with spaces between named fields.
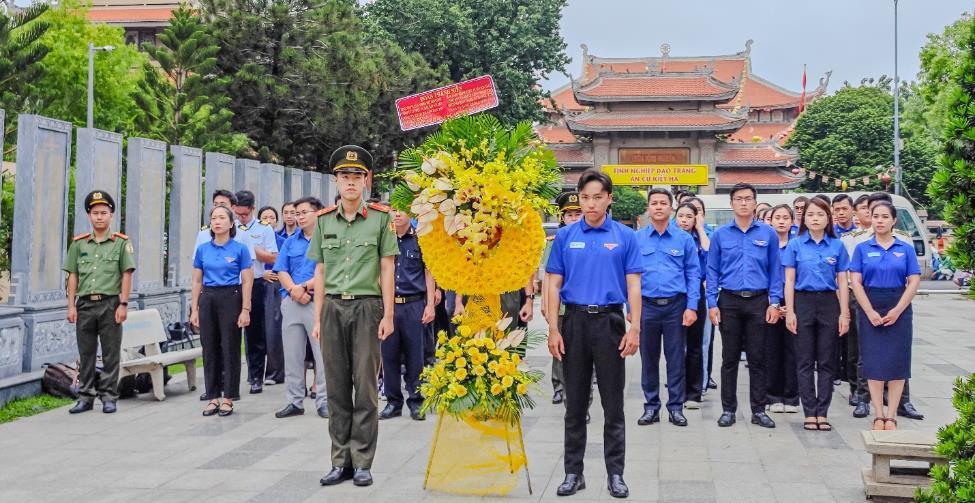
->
xmin=134 ymin=5 xmax=248 ymax=153
xmin=929 ymin=17 xmax=975 ymax=297
xmin=0 ymin=3 xmax=50 ymax=114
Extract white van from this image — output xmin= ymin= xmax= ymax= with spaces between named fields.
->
xmin=690 ymin=192 xmax=932 ymax=277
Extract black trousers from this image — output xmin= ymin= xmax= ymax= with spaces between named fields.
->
xmin=381 ymin=300 xmax=425 ymax=410
xmin=562 ymin=309 xmax=626 ymax=476
xmin=244 ymin=280 xmax=267 ymax=383
xmin=264 ymin=280 xmax=285 ymax=382
xmin=847 ymin=297 xmax=868 ymax=403
xmin=717 ymin=291 xmax=769 ymax=414
xmin=200 ymin=285 xmax=243 ymax=400
xmin=765 ymin=318 xmax=799 ymax=406
xmin=75 ymin=295 xmax=123 ymax=402
xmin=684 ymin=283 xmax=706 ymax=402
xmin=794 ymin=291 xmax=840 ymax=417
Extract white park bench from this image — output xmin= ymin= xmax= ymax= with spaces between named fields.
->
xmin=119 ymin=308 xmax=202 ymax=401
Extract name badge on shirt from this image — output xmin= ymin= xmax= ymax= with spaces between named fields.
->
xmin=225 ymin=256 xmax=237 ymax=263
xmin=604 ymin=243 xmax=618 ymax=251
xmin=867 ymin=252 xmax=882 ymax=258
xmin=669 ymin=249 xmax=681 ymax=256
xmin=825 ymin=256 xmax=837 ymax=265
xmin=753 ymin=240 xmax=768 ymax=247
xmin=893 ymin=252 xmax=905 ymax=258
xmin=569 ymin=241 xmax=586 ymax=249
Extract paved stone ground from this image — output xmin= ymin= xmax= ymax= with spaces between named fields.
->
xmin=1 ymin=293 xmax=972 ymax=503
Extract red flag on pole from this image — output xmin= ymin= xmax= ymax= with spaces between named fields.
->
xmin=799 ymin=64 xmax=808 ymax=114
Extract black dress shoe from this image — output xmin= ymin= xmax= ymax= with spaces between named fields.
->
xmin=708 ymin=377 xmax=718 ymax=390
xmin=200 ymin=392 xmax=209 ymax=401
xmin=751 ymin=412 xmax=776 ymax=428
xmin=409 ymin=406 xmax=426 ymax=421
xmin=668 ymin=409 xmax=688 ymax=427
xmin=853 ymin=402 xmax=870 ymax=418
xmin=717 ymin=411 xmax=736 ymax=427
xmin=320 ymin=466 xmax=353 ymax=486
xmin=552 ymin=390 xmax=564 ymax=404
xmin=352 ymin=468 xmax=373 ymax=486
xmin=249 ymin=383 xmax=263 ymax=394
xmin=897 ymin=402 xmax=925 ymax=420
xmin=637 ymin=409 xmax=659 ymax=425
xmin=275 ymin=404 xmax=304 ymax=418
xmin=848 ymin=394 xmax=858 ymax=407
xmin=69 ymin=400 xmax=93 ymax=414
xmin=378 ymin=404 xmax=402 ymax=420
xmin=607 ymin=474 xmax=629 ymax=498
xmin=556 ymin=474 xmax=585 ymax=496
xmin=318 ymin=402 xmax=330 ymax=419
xmin=102 ymin=400 xmax=117 ymax=414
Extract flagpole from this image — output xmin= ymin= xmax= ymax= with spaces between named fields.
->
xmin=893 ymin=0 xmax=902 ymax=195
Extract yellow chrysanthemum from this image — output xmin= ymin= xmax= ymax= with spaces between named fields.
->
xmin=490 ymin=383 xmax=503 ymax=396
xmin=454 ymin=368 xmax=468 ymax=380
xmin=516 ymin=383 xmax=527 ymax=395
xmin=487 ymin=361 xmax=499 ymax=373
xmin=501 ymin=375 xmax=514 ymax=388
xmin=473 ymin=365 xmax=486 ymax=377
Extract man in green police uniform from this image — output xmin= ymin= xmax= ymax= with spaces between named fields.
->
xmin=310 ymin=145 xmax=398 ymax=488
xmin=64 ymin=190 xmax=136 ymax=414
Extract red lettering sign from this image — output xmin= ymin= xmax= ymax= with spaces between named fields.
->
xmin=395 ymin=75 xmax=499 ymax=131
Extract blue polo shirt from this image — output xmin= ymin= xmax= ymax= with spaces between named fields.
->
xmin=850 ymin=237 xmax=921 ymax=288
xmin=395 ymin=226 xmax=427 ymax=296
xmin=782 ymin=233 xmax=850 ymax=291
xmin=706 ymin=220 xmax=783 ymax=308
xmin=193 ymin=239 xmax=253 ymax=287
xmin=834 ymin=222 xmax=857 ymax=236
xmin=546 ymin=216 xmax=642 ymax=306
xmin=691 ymin=232 xmax=708 ymax=275
xmin=635 ymin=222 xmax=701 ymax=309
xmin=789 ymin=224 xmax=800 ymax=237
xmin=272 ymin=231 xmax=317 ymax=298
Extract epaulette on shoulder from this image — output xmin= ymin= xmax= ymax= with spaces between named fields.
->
xmin=368 ymin=202 xmax=391 ymax=213
xmin=317 ymin=206 xmax=338 ymax=216
xmin=850 ymin=229 xmax=867 ymax=237
xmin=73 ymin=233 xmax=91 ymax=241
xmin=200 ymin=225 xmax=209 ymax=231
xmin=113 ymin=232 xmax=129 ymax=240
xmin=238 ymin=225 xmax=248 ymax=231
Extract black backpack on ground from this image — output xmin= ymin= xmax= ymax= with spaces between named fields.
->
xmin=41 ymin=362 xmax=81 ymax=399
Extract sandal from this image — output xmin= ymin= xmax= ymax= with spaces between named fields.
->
xmin=872 ymin=417 xmax=886 ymax=430
xmin=883 ymin=417 xmax=897 ymax=430
xmin=803 ymin=420 xmax=819 ymax=431
xmin=218 ymin=401 xmax=234 ymax=417
xmin=203 ymin=400 xmax=220 ymax=417
xmin=818 ymin=421 xmax=833 ymax=431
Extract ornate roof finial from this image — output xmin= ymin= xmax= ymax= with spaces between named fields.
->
xmin=660 ymin=43 xmax=671 ymax=59
xmin=744 ymin=39 xmax=754 ymax=57
xmin=580 ymin=43 xmax=589 ymax=62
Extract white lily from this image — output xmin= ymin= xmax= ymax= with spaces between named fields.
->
xmin=507 ymin=329 xmax=526 ymax=348
xmin=411 ymin=201 xmax=434 ymax=215
xmin=420 ymin=158 xmax=437 ymax=175
xmin=416 ymin=222 xmax=434 ymax=236
xmin=439 ymin=199 xmax=456 ymax=215
xmin=417 ymin=210 xmax=439 ymax=223
xmin=433 ymin=178 xmax=454 ymax=191
xmin=428 ymin=191 xmax=448 ymax=204
xmin=496 ymin=317 xmax=513 ymax=332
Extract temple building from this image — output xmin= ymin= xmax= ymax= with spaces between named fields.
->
xmin=86 ymin=0 xmax=189 ymax=47
xmin=539 ymin=41 xmax=831 ymax=193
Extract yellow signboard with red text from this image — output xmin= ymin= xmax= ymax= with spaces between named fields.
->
xmin=602 ymin=164 xmax=709 ymax=186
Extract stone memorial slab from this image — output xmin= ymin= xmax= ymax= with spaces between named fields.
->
xmin=235 ymin=158 xmax=260 ymax=195
xmin=284 ymin=167 xmax=304 ymax=202
xmin=74 ymin=128 xmax=123 ymax=234
xmin=303 ymin=171 xmax=322 ymax=203
xmin=0 ymin=307 xmax=24 ymax=378
xmin=259 ymin=163 xmax=285 ymax=213
xmin=125 ymin=138 xmax=168 ymax=294
xmin=10 ymin=114 xmax=72 ymax=306
xmin=326 ymin=174 xmax=337 ymax=204
xmin=169 ymin=146 xmax=203 ymax=290
xmin=204 ymin=152 xmax=235 ymax=215
xmin=320 ymin=172 xmax=331 ymax=204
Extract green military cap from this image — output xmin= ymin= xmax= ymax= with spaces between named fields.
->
xmin=555 ymin=191 xmax=581 ymax=213
xmin=85 ymin=190 xmax=116 ymax=213
xmin=329 ymin=145 xmax=373 ymax=175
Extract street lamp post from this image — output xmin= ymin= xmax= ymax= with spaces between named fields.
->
xmin=86 ymin=42 xmax=115 ymax=129
xmin=893 ymin=0 xmax=902 ymax=195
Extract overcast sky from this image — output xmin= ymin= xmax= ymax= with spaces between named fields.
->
xmin=545 ymin=0 xmax=973 ymax=94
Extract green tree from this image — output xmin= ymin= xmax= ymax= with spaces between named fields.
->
xmin=928 ymin=18 xmax=975 ymax=296
xmin=134 ymin=6 xmax=248 ymax=153
xmin=916 ymin=375 xmax=975 ymax=501
xmin=609 ymin=186 xmax=646 ymax=224
xmin=28 ymin=1 xmax=147 ymax=133
xmin=364 ymin=0 xmax=570 ymax=125
xmin=0 ymin=2 xmax=50 ymax=118
xmin=787 ymin=84 xmax=938 ymax=207
xmin=913 ymin=12 xmax=972 ymax=141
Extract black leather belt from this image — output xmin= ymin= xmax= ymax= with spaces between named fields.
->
xmin=564 ymin=303 xmax=624 ymax=314
xmin=79 ymin=294 xmax=117 ymax=302
xmin=326 ymin=294 xmax=381 ymax=301
xmin=723 ymin=289 xmax=768 ymax=299
xmin=642 ymin=293 xmax=683 ymax=306
xmin=394 ymin=293 xmax=426 ymax=304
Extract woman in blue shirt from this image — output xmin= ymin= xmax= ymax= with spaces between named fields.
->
xmin=190 ymin=206 xmax=254 ymax=417
xmin=766 ymin=204 xmax=801 ymax=415
xmin=850 ymin=201 xmax=921 ymax=431
xmin=675 ymin=202 xmax=708 ymax=408
xmin=783 ymin=198 xmax=850 ymax=431
xmin=683 ymin=196 xmax=718 ymax=393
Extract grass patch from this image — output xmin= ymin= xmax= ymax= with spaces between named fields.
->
xmin=0 ymin=394 xmax=74 ymax=424
xmin=166 ymin=356 xmax=203 ymax=376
